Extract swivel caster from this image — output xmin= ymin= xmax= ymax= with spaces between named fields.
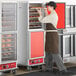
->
xmin=38 ymin=65 xmax=42 ymax=70
xmin=27 ymin=66 xmax=32 ymax=71
xmin=0 ymin=72 xmax=3 ymax=76
xmin=11 ymin=70 xmax=16 ymax=75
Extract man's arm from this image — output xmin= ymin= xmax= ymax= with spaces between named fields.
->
xmin=38 ymin=15 xmax=58 ymax=29
xmin=38 ymin=15 xmax=54 ymax=23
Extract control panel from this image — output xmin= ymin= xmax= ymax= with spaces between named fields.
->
xmin=0 ymin=62 xmax=16 ymax=70
xmin=29 ymin=58 xmax=44 ymax=65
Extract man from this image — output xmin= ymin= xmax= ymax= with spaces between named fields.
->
xmin=37 ymin=1 xmax=70 ymax=74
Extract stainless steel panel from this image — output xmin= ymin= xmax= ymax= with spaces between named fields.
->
xmin=70 ymin=35 xmax=73 ymax=56
xmin=73 ymin=35 xmax=76 ymax=56
xmin=66 ymin=6 xmax=74 ymax=28
xmin=70 ymin=6 xmax=74 ymax=27
xmin=59 ymin=35 xmax=63 ymax=57
xmin=63 ymin=35 xmax=71 ymax=57
xmin=74 ymin=6 xmax=76 ymax=27
xmin=66 ymin=6 xmax=71 ymax=28
xmin=17 ymin=2 xmax=29 ymax=65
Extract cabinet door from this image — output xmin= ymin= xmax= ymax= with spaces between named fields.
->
xmin=31 ymin=32 xmax=44 ymax=58
xmin=29 ymin=3 xmax=43 ymax=29
xmin=63 ymin=35 xmax=71 ymax=57
xmin=2 ymin=33 xmax=17 ymax=61
xmin=2 ymin=3 xmax=17 ymax=31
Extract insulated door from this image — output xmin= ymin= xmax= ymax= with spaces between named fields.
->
xmin=30 ymin=31 xmax=44 ymax=58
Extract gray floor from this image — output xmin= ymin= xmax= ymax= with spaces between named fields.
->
xmin=16 ymin=67 xmax=76 ymax=76
xmin=1 ymin=62 xmax=76 ymax=76
xmin=16 ymin=72 xmax=73 ymax=76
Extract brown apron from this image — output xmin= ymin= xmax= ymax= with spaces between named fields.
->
xmin=45 ymin=23 xmax=59 ymax=54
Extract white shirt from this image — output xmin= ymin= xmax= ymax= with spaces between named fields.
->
xmin=38 ymin=10 xmax=58 ymax=29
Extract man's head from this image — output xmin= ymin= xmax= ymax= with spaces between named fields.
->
xmin=46 ymin=1 xmax=57 ymax=12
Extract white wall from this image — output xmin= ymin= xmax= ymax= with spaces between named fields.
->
xmin=0 ymin=0 xmax=76 ymax=5
xmin=29 ymin=0 xmax=76 ymax=5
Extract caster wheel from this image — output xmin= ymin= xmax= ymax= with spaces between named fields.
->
xmin=27 ymin=66 xmax=32 ymax=71
xmin=11 ymin=70 xmax=16 ymax=75
xmin=3 ymin=70 xmax=11 ymax=73
xmin=0 ymin=72 xmax=3 ymax=75
xmin=38 ymin=65 xmax=42 ymax=70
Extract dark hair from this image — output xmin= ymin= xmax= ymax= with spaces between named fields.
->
xmin=46 ymin=1 xmax=57 ymax=9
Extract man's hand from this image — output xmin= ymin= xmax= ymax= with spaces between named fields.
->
xmin=36 ymin=8 xmax=42 ymax=16
xmin=44 ymin=8 xmax=48 ymax=16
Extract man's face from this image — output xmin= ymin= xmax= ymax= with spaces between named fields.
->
xmin=47 ymin=6 xmax=54 ymax=11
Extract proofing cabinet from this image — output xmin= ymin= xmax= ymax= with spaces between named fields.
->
xmin=0 ymin=2 xmax=18 ymax=74
xmin=17 ymin=1 xmax=66 ymax=70
xmin=17 ymin=2 xmax=45 ymax=70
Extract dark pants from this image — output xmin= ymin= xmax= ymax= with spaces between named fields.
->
xmin=44 ymin=52 xmax=67 ymax=71
xmin=45 ymin=52 xmax=53 ymax=70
